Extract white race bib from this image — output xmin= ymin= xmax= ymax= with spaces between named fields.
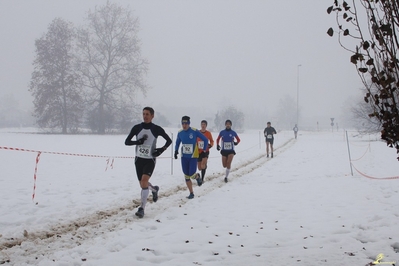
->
xmin=267 ymin=134 xmax=273 ymax=139
xmin=223 ymin=142 xmax=233 ymax=150
xmin=137 ymin=144 xmax=152 ymax=158
xmin=182 ymin=144 xmax=193 ymax=154
xmin=198 ymin=141 xmax=204 ymax=149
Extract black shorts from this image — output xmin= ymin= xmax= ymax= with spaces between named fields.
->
xmin=134 ymin=157 xmax=156 ymax=181
xmin=221 ymin=150 xmax=236 ymax=157
xmin=197 ymin=151 xmax=209 ymax=162
xmin=266 ymin=138 xmax=274 ymax=145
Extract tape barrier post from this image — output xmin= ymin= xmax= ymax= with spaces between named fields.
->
xmin=32 ymin=151 xmax=42 ymax=201
xmin=171 ymin=132 xmax=174 ymax=175
xmin=345 ymin=130 xmax=354 ymax=176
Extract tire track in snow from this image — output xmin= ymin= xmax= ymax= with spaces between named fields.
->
xmin=0 ymin=138 xmax=295 ymax=264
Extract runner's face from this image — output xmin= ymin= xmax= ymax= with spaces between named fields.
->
xmin=142 ymin=110 xmax=153 ymax=123
xmin=201 ymin=122 xmax=207 ymax=131
xmin=225 ymin=122 xmax=231 ymax=129
xmin=182 ymin=122 xmax=190 ymax=130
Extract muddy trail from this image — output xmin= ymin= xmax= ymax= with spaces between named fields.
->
xmin=0 ymin=138 xmax=295 ymax=264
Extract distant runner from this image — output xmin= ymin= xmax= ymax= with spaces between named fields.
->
xmin=293 ymin=124 xmax=298 ymax=139
xmin=264 ymin=121 xmax=277 ymax=158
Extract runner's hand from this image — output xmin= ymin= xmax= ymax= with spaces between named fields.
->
xmin=234 ymin=142 xmax=238 ymax=145
xmin=174 ymin=150 xmax=178 ymax=159
xmin=217 ymin=145 xmax=221 ymax=151
xmin=152 ymin=148 xmax=164 ymax=157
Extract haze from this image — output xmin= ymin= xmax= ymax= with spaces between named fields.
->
xmin=0 ymin=0 xmax=362 ymax=130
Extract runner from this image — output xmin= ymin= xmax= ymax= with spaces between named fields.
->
xmin=293 ymin=124 xmax=298 ymax=139
xmin=174 ymin=116 xmax=209 ymax=199
xmin=125 ymin=107 xmax=172 ymax=218
xmin=216 ymin=119 xmax=240 ymax=183
xmin=197 ymin=120 xmax=214 ymax=182
xmin=264 ymin=121 xmax=277 ymax=158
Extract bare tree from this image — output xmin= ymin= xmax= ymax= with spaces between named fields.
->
xmin=214 ymin=106 xmax=245 ymax=132
xmin=347 ymin=89 xmax=382 ymax=134
xmin=76 ymin=1 xmax=149 ymax=134
xmin=327 ymin=0 xmax=399 ymax=159
xmin=30 ymin=18 xmax=83 ymax=133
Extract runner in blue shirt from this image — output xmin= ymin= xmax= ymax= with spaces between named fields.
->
xmin=216 ymin=119 xmax=241 ymax=183
xmin=174 ymin=116 xmax=208 ymax=199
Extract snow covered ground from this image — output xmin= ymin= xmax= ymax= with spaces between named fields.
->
xmin=1 ymin=128 xmax=399 ymax=265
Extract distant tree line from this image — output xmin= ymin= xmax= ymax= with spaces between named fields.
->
xmin=29 ymin=2 xmax=149 ymax=134
xmin=214 ymin=106 xmax=245 ymax=132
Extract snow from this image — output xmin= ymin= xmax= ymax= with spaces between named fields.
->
xmin=1 ymin=128 xmax=399 ymax=265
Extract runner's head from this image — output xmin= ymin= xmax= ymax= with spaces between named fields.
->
xmin=182 ymin=116 xmax=190 ymax=130
xmin=142 ymin=107 xmax=155 ymax=123
xmin=267 ymin=121 xmax=271 ymax=127
xmin=201 ymin=120 xmax=207 ymax=130
xmin=225 ymin=119 xmax=232 ymax=130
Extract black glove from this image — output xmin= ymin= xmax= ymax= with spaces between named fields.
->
xmin=208 ymin=144 xmax=212 ymax=149
xmin=137 ymin=135 xmax=147 ymax=145
xmin=152 ymin=147 xmax=164 ymax=157
xmin=217 ymin=145 xmax=221 ymax=151
xmin=234 ymin=142 xmax=238 ymax=145
xmin=174 ymin=150 xmax=178 ymax=159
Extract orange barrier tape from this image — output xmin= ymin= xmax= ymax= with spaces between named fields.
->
xmin=350 ymin=144 xmax=370 ymax=162
xmin=351 ymin=162 xmax=399 ymax=180
xmin=0 ymin=146 xmax=171 ymax=202
xmin=0 ymin=146 xmax=134 ymax=159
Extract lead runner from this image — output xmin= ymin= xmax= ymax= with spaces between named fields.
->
xmin=125 ymin=107 xmax=172 ymax=218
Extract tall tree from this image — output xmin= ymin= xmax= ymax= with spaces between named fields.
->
xmin=327 ymin=0 xmax=399 ymax=159
xmin=76 ymin=1 xmax=149 ymax=134
xmin=30 ymin=18 xmax=83 ymax=133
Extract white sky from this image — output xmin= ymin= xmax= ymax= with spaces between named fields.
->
xmin=1 ymin=129 xmax=398 ymax=265
xmin=0 ymin=0 xmax=362 ymax=126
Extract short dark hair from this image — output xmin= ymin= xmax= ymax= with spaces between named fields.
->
xmin=225 ymin=119 xmax=232 ymax=125
xmin=181 ymin=116 xmax=190 ymax=123
xmin=143 ymin=107 xmax=154 ymax=115
xmin=267 ymin=122 xmax=271 ymax=125
xmin=201 ymin=120 xmax=207 ymax=125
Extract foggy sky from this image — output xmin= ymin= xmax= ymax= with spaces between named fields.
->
xmin=0 ymin=0 xmax=362 ymax=128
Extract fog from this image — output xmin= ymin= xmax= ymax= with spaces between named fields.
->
xmin=0 ymin=0 xmax=362 ymax=130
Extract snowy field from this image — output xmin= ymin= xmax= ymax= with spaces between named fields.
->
xmin=1 ymin=128 xmax=399 ymax=265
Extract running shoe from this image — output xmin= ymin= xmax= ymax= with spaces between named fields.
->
xmin=196 ymin=173 xmax=202 ymax=187
xmin=271 ymin=153 xmax=274 ymax=158
xmin=152 ymin=186 xmax=159 ymax=202
xmin=187 ymin=193 xmax=194 ymax=199
xmin=224 ymin=177 xmax=228 ymax=183
xmin=135 ymin=207 xmax=144 ymax=218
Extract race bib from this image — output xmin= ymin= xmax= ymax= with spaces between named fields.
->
xmin=198 ymin=141 xmax=204 ymax=149
xmin=137 ymin=144 xmax=152 ymax=158
xmin=182 ymin=144 xmax=193 ymax=154
xmin=223 ymin=142 xmax=233 ymax=150
xmin=267 ymin=134 xmax=273 ymax=139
